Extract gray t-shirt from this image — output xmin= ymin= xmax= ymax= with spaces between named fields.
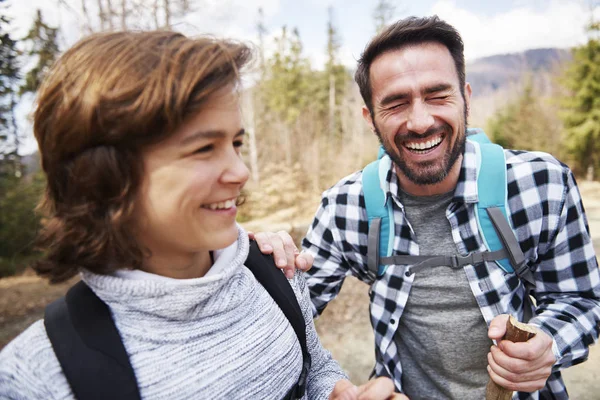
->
xmin=395 ymin=189 xmax=491 ymax=399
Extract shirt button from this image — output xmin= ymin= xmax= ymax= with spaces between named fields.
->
xmin=405 ymin=270 xmax=411 ymax=277
xmin=390 ymin=319 xmax=396 ymax=325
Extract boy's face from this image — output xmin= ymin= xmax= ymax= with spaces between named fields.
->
xmin=134 ymin=86 xmax=249 ymax=267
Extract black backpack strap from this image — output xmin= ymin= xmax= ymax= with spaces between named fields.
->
xmin=246 ymin=240 xmax=311 ymax=400
xmin=44 ymin=280 xmax=141 ymax=400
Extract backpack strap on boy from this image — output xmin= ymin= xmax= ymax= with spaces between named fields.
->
xmin=44 ymin=281 xmax=142 ymax=400
xmin=245 ymin=240 xmax=311 ymax=399
xmin=363 ymin=128 xmax=535 ymax=321
xmin=44 ymin=240 xmax=310 ymax=400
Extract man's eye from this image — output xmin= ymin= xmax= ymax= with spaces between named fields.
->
xmin=389 ymin=103 xmax=407 ymax=110
xmin=233 ymin=140 xmax=244 ymax=148
xmin=430 ymin=96 xmax=448 ymax=101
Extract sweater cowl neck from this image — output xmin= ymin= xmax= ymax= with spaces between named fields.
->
xmin=80 ymin=226 xmax=251 ymax=329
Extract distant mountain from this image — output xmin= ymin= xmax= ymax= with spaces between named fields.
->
xmin=467 ymin=48 xmax=571 ymax=95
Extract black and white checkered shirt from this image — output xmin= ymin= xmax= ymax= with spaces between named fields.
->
xmin=303 ymin=139 xmax=600 ymax=399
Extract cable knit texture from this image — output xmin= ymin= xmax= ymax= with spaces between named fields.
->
xmin=0 ymin=227 xmax=346 ymax=399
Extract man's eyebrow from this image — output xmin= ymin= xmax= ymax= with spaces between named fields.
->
xmin=180 ymin=128 xmax=245 ymax=146
xmin=423 ymin=84 xmax=452 ymax=95
xmin=379 ymin=92 xmax=410 ymax=107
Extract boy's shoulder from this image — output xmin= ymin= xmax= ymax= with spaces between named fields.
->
xmin=0 ymin=319 xmax=70 ymax=398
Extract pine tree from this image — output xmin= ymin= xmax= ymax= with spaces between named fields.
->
xmin=487 ymin=80 xmax=563 ymax=158
xmin=560 ymin=22 xmax=600 ymax=178
xmin=0 ymin=0 xmax=21 ymax=176
xmin=323 ymin=7 xmax=348 ymax=139
xmin=20 ymin=9 xmax=60 ymax=96
xmin=373 ymin=0 xmax=395 ymax=34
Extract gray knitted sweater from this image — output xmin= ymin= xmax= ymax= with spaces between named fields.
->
xmin=0 ymin=228 xmax=346 ymax=399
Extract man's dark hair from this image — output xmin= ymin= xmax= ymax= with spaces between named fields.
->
xmin=355 ymin=15 xmax=466 ymax=114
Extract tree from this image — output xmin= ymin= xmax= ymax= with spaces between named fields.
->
xmin=373 ymin=0 xmax=396 ymax=34
xmin=560 ymin=21 xmax=600 ymax=178
xmin=324 ymin=7 xmax=349 ymax=139
xmin=0 ymin=0 xmax=21 ymax=176
xmin=20 ymin=9 xmax=60 ymax=96
xmin=487 ymin=80 xmax=563 ymax=158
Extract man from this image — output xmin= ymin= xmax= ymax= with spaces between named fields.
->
xmin=255 ymin=15 xmax=600 ymax=399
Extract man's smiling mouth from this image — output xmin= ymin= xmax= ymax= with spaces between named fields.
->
xmin=403 ymin=134 xmax=444 ymax=154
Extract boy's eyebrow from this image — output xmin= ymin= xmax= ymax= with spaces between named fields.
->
xmin=181 ymin=128 xmax=245 ymax=146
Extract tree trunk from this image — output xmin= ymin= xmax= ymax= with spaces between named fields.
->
xmin=163 ymin=0 xmax=171 ymax=28
xmin=120 ymin=0 xmax=127 ymax=29
xmin=80 ymin=0 xmax=93 ymax=33
xmin=97 ymin=0 xmax=106 ymax=30
xmin=152 ymin=0 xmax=160 ymax=29
xmin=328 ymin=72 xmax=335 ymax=137
xmin=106 ymin=0 xmax=115 ymax=29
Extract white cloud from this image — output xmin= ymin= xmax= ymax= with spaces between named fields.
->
xmin=430 ymin=0 xmax=599 ymax=60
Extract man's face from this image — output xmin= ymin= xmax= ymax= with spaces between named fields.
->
xmin=364 ymin=42 xmax=471 ymax=188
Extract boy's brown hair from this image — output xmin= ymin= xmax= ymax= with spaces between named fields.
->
xmin=33 ymin=31 xmax=251 ymax=283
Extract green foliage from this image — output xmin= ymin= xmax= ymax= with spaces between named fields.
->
xmin=260 ymin=26 xmax=312 ymax=124
xmin=0 ymin=1 xmax=20 ymax=158
xmin=487 ymin=80 xmax=564 ymax=158
xmin=560 ymin=24 xmax=600 ymax=177
xmin=20 ymin=9 xmax=60 ymax=95
xmin=0 ymin=171 xmax=44 ymax=273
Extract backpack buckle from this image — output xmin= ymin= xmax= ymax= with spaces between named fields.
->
xmin=451 ymin=253 xmax=475 ymax=269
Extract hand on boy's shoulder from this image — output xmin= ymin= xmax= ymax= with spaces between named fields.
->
xmin=330 ymin=378 xmax=409 ymax=400
xmin=249 ymin=231 xmax=314 ymax=278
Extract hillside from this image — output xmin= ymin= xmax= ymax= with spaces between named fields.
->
xmin=466 ymin=47 xmax=571 ymax=126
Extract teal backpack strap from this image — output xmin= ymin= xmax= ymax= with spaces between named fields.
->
xmin=363 ymin=149 xmax=394 ymax=278
xmin=471 ymin=139 xmax=515 ymax=273
xmin=471 ymin=139 xmax=535 ymax=281
xmin=470 ymin=136 xmax=535 ymax=321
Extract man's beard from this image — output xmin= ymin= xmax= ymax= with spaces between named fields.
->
xmin=374 ymin=117 xmax=467 ymax=186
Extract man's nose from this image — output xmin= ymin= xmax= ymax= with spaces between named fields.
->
xmin=406 ymin=101 xmax=434 ymax=134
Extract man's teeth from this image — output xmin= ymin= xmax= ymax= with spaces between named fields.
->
xmin=205 ymin=199 xmax=236 ymax=210
xmin=405 ymin=136 xmax=443 ymax=150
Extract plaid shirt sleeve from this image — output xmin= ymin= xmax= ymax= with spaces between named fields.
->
xmin=526 ymin=167 xmax=600 ymax=370
xmin=302 ymin=172 xmax=373 ymax=317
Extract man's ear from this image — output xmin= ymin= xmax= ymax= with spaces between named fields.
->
xmin=362 ymin=106 xmax=376 ymax=133
xmin=464 ymin=82 xmax=472 ymax=118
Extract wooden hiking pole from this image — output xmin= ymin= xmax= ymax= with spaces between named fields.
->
xmin=485 ymin=315 xmax=537 ymax=400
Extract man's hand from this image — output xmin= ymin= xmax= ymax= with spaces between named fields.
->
xmin=487 ymin=314 xmax=556 ymax=392
xmin=329 ymin=378 xmax=408 ymax=400
xmin=249 ymin=231 xmax=313 ymax=278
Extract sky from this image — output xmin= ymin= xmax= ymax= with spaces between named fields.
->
xmin=4 ymin=0 xmax=600 ymax=154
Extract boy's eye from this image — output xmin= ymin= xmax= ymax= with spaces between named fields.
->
xmin=193 ymin=144 xmax=213 ymax=154
xmin=233 ymin=140 xmax=244 ymax=148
